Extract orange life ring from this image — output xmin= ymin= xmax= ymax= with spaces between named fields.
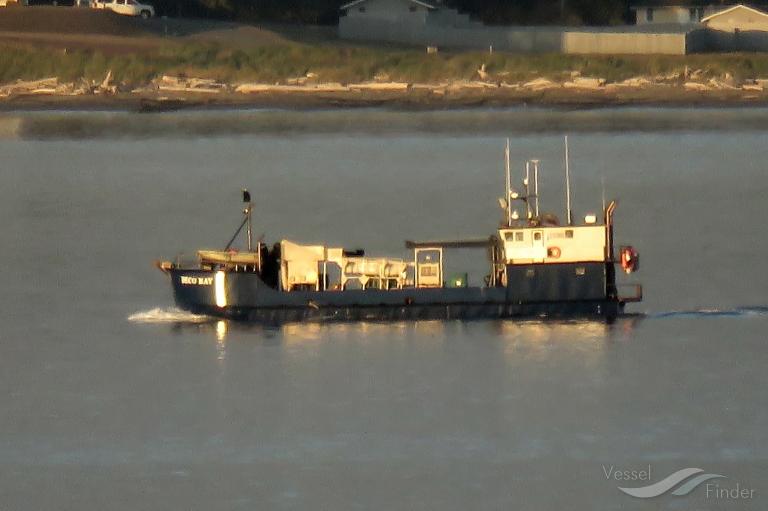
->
xmin=547 ymin=246 xmax=561 ymax=258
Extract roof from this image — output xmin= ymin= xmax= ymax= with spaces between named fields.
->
xmin=405 ymin=238 xmax=492 ymax=249
xmin=340 ymin=0 xmax=437 ymax=11
xmin=701 ymin=3 xmax=768 ymax=21
xmin=631 ymin=0 xmax=740 ymax=6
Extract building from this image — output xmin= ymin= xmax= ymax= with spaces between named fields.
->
xmin=702 ymin=2 xmax=768 ymax=29
xmin=630 ymin=1 xmax=768 ymax=25
xmin=631 ymin=1 xmax=709 ymax=24
xmin=338 ymin=0 xmax=768 ymax=53
xmin=339 ymin=0 xmax=479 ymax=30
xmin=702 ymin=3 xmax=768 ymax=49
xmin=338 ymin=0 xmax=496 ymax=47
xmin=340 ymin=0 xmax=437 ymax=26
xmin=338 ymin=0 xmax=702 ymax=54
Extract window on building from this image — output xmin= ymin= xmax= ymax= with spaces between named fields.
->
xmin=646 ymin=8 xmax=654 ymax=22
xmin=358 ymin=6 xmax=365 ymax=12
xmin=409 ymin=5 xmax=417 ymax=12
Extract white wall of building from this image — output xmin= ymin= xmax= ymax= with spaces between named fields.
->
xmin=343 ymin=0 xmax=430 ymax=24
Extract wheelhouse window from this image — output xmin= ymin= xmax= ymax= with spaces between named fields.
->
xmin=565 ymin=229 xmax=574 ymax=239
xmin=504 ymin=231 xmax=525 ymax=242
xmin=646 ymin=8 xmax=654 ymax=22
xmin=533 ymin=232 xmax=542 ymax=241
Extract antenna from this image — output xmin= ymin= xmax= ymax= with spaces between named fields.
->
xmin=601 ymin=176 xmax=606 ymax=212
xmin=224 ymin=189 xmax=259 ymax=269
xmin=505 ymin=138 xmax=512 ymax=227
xmin=243 ymin=188 xmax=253 ymax=251
xmin=531 ymin=159 xmax=540 ymax=217
xmin=524 ymin=161 xmax=532 ymax=219
xmin=564 ymin=135 xmax=573 ymax=225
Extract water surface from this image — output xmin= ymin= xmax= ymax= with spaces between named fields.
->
xmin=1 ymin=108 xmax=766 ymax=510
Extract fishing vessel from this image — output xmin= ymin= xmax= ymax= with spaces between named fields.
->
xmin=157 ymin=140 xmax=641 ymax=323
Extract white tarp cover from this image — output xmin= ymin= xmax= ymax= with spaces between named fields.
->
xmin=280 ymin=240 xmax=327 ymax=290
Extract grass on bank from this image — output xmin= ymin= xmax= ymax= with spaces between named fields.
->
xmin=4 ymin=41 xmax=768 ymax=85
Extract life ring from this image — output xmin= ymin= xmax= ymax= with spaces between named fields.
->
xmin=619 ymin=246 xmax=639 ymax=274
xmin=547 ymin=246 xmax=561 ymax=258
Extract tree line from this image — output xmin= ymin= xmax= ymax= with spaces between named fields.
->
xmin=151 ymin=0 xmax=637 ymax=25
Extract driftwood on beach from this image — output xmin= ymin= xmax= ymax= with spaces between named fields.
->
xmin=0 ymin=70 xmax=116 ymax=97
xmin=2 ymin=70 xmax=768 ymax=103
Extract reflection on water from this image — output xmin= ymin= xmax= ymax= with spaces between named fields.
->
xmin=7 ymin=108 xmax=768 ymax=140
xmin=280 ymin=321 xmax=327 ymax=343
xmin=161 ymin=317 xmax=644 ymax=369
xmin=215 ymin=319 xmax=227 ymax=342
xmin=215 ymin=320 xmax=227 ymax=361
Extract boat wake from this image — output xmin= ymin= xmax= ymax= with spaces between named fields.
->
xmin=127 ymin=307 xmax=212 ymax=324
xmin=650 ymin=306 xmax=768 ymax=319
xmin=125 ymin=306 xmax=768 ymax=325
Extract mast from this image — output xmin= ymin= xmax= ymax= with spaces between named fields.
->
xmin=223 ymin=189 xmax=254 ymax=252
xmin=505 ymin=138 xmax=512 ymax=227
xmin=243 ymin=189 xmax=253 ymax=252
xmin=524 ymin=161 xmax=532 ymax=219
xmin=531 ymin=159 xmax=540 ymax=218
xmin=564 ymin=135 xmax=573 ymax=225
xmin=601 ymin=175 xmax=606 ymax=212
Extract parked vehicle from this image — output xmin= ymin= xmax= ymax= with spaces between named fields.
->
xmin=92 ymin=0 xmax=154 ymax=18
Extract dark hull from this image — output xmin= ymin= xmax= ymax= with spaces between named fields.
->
xmin=169 ymin=262 xmax=625 ymax=325
xmin=183 ymin=300 xmax=622 ymax=324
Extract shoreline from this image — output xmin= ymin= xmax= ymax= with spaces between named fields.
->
xmin=3 ymin=86 xmax=768 ymax=112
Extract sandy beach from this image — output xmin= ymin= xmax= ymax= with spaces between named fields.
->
xmin=1 ymin=85 xmax=767 ymax=112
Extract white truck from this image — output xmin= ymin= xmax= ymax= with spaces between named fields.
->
xmin=91 ymin=0 xmax=155 ymax=19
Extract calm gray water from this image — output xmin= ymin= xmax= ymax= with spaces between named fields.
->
xmin=1 ymin=108 xmax=766 ymax=510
